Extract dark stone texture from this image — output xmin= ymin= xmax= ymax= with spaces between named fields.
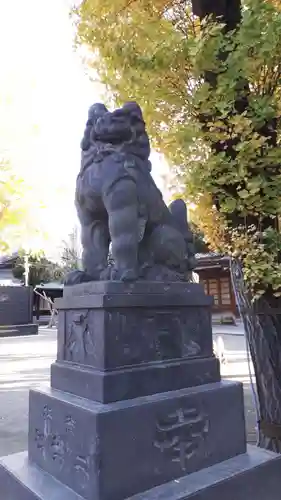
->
xmin=1 ymin=275 xmax=281 ymax=500
xmin=0 ymin=452 xmax=84 ymax=500
xmin=65 ymin=102 xmax=196 ymax=284
xmin=62 ymin=306 xmax=212 ymax=366
xmin=51 ymin=357 xmax=220 ymax=404
xmin=1 ymin=446 xmax=281 ymax=500
xmin=51 ymin=281 xmax=218 ymax=402
xmin=58 ymin=281 xmax=213 ymax=309
xmin=1 ymin=281 xmax=279 ymax=500
xmin=57 ymin=303 xmax=213 ymax=368
xmin=0 ymin=323 xmax=38 ymax=337
xmin=55 ymin=282 xmax=213 ymax=369
xmin=130 ymin=445 xmax=281 ymax=500
xmin=62 ymin=280 xmax=212 ymax=296
xmin=28 ymin=382 xmax=246 ymax=500
xmin=0 ymin=286 xmax=33 ymax=325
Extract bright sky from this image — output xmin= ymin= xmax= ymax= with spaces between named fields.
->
xmin=0 ymin=0 xmax=169 ymax=258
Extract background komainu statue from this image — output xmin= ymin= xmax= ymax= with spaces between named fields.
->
xmin=65 ymin=102 xmax=196 ymax=285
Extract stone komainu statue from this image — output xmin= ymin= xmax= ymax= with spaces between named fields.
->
xmin=65 ymin=102 xmax=196 ymax=285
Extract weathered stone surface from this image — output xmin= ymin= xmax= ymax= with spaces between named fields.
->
xmin=28 ymin=381 xmax=246 ymax=500
xmin=51 ymin=281 xmax=218 ymax=402
xmin=58 ymin=281 xmax=213 ymax=308
xmin=61 ymin=280 xmax=212 ymax=298
xmin=66 ymin=102 xmax=196 ymax=284
xmin=129 ymin=445 xmax=281 ymax=500
xmin=1 ymin=446 xmax=281 ymax=500
xmin=0 ymin=451 xmax=84 ymax=500
xmin=57 ymin=306 xmax=212 ymax=368
xmin=0 ymin=323 xmax=38 ymax=337
xmin=51 ymin=357 xmax=220 ymax=404
xmin=55 ymin=282 xmax=213 ymax=369
xmin=0 ymin=286 xmax=37 ymax=337
xmin=0 ymin=286 xmax=33 ymax=326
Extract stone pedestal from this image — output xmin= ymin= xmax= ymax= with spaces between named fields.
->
xmin=51 ymin=282 xmax=220 ymax=403
xmin=1 ymin=282 xmax=281 ymax=499
xmin=0 ymin=286 xmax=38 ymax=337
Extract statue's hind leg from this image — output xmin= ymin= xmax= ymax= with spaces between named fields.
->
xmin=104 ymin=179 xmax=139 ymax=281
xmin=82 ymin=220 xmax=110 ymax=279
xmin=77 ymin=206 xmax=110 ymax=280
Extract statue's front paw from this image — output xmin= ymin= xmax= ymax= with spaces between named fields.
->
xmin=110 ymin=267 xmax=138 ymax=282
xmin=64 ymin=270 xmax=93 ymax=286
xmin=99 ymin=266 xmax=112 ymax=280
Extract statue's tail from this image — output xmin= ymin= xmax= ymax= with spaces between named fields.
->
xmin=168 ymin=199 xmax=197 ymax=271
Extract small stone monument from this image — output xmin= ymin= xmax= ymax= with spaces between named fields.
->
xmin=0 ymin=285 xmax=38 ymax=337
xmin=1 ymin=103 xmax=280 ymax=499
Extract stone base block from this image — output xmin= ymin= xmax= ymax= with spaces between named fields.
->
xmin=0 ymin=452 xmax=83 ymax=500
xmin=27 ymin=381 xmax=245 ymax=500
xmin=131 ymin=445 xmax=281 ymax=500
xmin=50 ymin=356 xmax=220 ymax=403
xmin=0 ymin=323 xmax=38 ymax=337
xmin=1 ymin=446 xmax=281 ymax=500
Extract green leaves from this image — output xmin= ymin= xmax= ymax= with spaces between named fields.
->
xmin=12 ymin=251 xmax=61 ymax=287
xmin=238 ymin=189 xmax=249 ymax=199
xmin=74 ymin=0 xmax=281 ymax=296
xmin=223 ymin=197 xmax=237 ymax=212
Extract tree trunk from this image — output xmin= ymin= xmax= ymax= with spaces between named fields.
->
xmin=230 ymin=259 xmax=281 ymax=452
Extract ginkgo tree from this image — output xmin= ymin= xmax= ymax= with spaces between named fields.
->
xmin=0 ymin=159 xmax=27 ymax=253
xmin=74 ymin=0 xmax=281 ymax=451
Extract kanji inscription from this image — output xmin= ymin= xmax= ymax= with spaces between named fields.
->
xmin=154 ymin=407 xmax=209 ymax=471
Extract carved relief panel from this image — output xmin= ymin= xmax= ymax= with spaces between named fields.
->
xmin=154 ymin=406 xmax=209 ymax=471
xmin=61 ymin=304 xmax=212 ymax=370
xmin=104 ymin=307 xmax=211 ymax=369
xmin=64 ymin=310 xmax=97 ymax=366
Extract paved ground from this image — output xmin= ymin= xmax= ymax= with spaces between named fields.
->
xmin=0 ymin=326 xmax=258 ymax=457
xmin=213 ymin=329 xmax=258 ymax=445
xmin=0 ymin=328 xmax=56 ymax=457
xmin=213 ymin=321 xmax=245 ymax=336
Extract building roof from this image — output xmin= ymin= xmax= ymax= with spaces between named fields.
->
xmin=195 ymin=253 xmax=230 ymax=270
xmin=0 ymin=252 xmax=18 ymax=269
